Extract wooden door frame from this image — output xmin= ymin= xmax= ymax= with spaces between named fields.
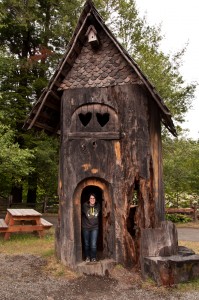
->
xmin=73 ymin=177 xmax=114 ymax=264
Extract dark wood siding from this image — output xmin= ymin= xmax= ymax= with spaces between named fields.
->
xmin=56 ymin=83 xmax=164 ymax=267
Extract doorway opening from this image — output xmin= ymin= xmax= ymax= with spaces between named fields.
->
xmin=73 ymin=177 xmax=114 ymax=264
xmin=81 ymin=185 xmax=103 ymax=260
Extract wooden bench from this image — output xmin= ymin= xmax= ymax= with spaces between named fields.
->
xmin=40 ymin=218 xmax=53 ymax=229
xmin=0 ymin=219 xmax=8 ymax=229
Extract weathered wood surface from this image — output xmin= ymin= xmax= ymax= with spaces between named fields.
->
xmin=140 ymin=221 xmax=178 ymax=258
xmin=143 ymin=254 xmax=199 ymax=286
xmin=40 ymin=218 xmax=53 ymax=228
xmin=7 ymin=208 xmax=42 ymax=216
xmin=22 ymin=0 xmax=183 ymax=283
xmin=56 ymin=82 xmax=164 ymax=268
xmin=140 ymin=221 xmax=178 ymax=281
xmin=0 ymin=219 xmax=8 ymax=228
xmin=166 ymin=207 xmax=194 ymax=214
xmin=76 ymin=259 xmax=116 ymax=276
xmin=0 ymin=209 xmax=52 ymax=240
xmin=0 ymin=224 xmax=46 ymax=233
xmin=68 ymin=132 xmax=120 ymax=139
xmin=52 ymin=1 xmax=167 ymax=270
xmin=24 ymin=0 xmax=176 ymax=138
xmin=59 ymin=30 xmax=141 ymax=91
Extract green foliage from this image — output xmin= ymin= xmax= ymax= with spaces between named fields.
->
xmin=20 ymin=130 xmax=59 ymax=201
xmin=137 ymin=49 xmax=195 ymax=123
xmin=0 ymin=0 xmax=198 ymax=205
xmin=0 ymin=227 xmax=54 ymax=255
xmin=163 ymin=138 xmax=199 ymax=207
xmin=0 ymin=0 xmax=82 ymax=126
xmin=178 ymin=276 xmax=199 ymax=291
xmin=0 ymin=0 xmax=79 ymax=202
xmin=0 ymin=109 xmax=59 ymax=200
xmin=93 ymin=0 xmax=117 ymax=20
xmin=0 ymin=112 xmax=34 ymax=195
xmin=108 ymin=0 xmax=196 ymax=126
xmin=30 ymin=132 xmax=59 ymax=200
xmin=166 ymin=213 xmax=192 ymax=223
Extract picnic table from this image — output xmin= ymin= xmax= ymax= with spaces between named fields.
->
xmin=0 ymin=208 xmax=53 ymax=240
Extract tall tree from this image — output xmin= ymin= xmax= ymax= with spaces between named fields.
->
xmin=107 ymin=0 xmax=196 ymax=126
xmin=0 ymin=0 xmax=197 ymax=204
xmin=0 ymin=111 xmax=34 ymax=197
xmin=163 ymin=137 xmax=199 ymax=206
xmin=0 ymin=0 xmax=81 ymax=202
xmin=0 ymin=0 xmax=82 ymax=123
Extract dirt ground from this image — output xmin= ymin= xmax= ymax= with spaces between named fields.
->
xmin=1 ymin=216 xmax=198 ymax=299
xmin=0 ymin=254 xmax=199 ymax=300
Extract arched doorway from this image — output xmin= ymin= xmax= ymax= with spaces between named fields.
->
xmin=81 ymin=185 xmax=103 ymax=259
xmin=73 ymin=177 xmax=115 ymax=264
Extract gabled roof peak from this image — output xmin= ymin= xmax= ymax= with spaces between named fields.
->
xmin=85 ymin=0 xmax=95 ymax=7
xmin=24 ymin=0 xmax=177 ymax=137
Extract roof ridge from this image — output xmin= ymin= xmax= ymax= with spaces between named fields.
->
xmin=24 ymin=0 xmax=177 ymax=136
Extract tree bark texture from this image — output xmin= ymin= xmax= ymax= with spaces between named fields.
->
xmin=55 ymin=83 xmax=165 ymax=268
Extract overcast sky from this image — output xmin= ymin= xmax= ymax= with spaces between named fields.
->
xmin=136 ymin=0 xmax=199 ymax=140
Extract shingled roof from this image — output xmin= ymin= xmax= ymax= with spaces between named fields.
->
xmin=24 ymin=0 xmax=177 ymax=136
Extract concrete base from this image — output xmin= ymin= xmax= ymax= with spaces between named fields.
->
xmin=76 ymin=259 xmax=116 ymax=276
xmin=143 ymin=254 xmax=199 ymax=286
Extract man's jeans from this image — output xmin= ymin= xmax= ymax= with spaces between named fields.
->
xmin=82 ymin=229 xmax=98 ymax=259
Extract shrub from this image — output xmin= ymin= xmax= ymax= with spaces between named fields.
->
xmin=166 ymin=213 xmax=192 ymax=223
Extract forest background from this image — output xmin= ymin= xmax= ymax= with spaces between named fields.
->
xmin=0 ymin=0 xmax=198 ymax=210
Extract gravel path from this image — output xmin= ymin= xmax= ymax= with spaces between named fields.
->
xmin=177 ymin=228 xmax=199 ymax=242
xmin=0 ymin=254 xmax=198 ymax=300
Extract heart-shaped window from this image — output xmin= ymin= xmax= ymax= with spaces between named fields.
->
xmin=78 ymin=112 xmax=92 ymax=127
xmin=96 ymin=113 xmax=109 ymax=127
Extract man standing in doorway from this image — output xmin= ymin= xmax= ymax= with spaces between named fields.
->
xmin=82 ymin=193 xmax=101 ymax=262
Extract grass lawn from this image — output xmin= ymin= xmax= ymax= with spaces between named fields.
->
xmin=0 ymin=228 xmax=54 ymax=256
xmin=0 ymin=228 xmax=78 ymax=279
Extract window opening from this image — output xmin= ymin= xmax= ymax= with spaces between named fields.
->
xmin=96 ymin=112 xmax=109 ymax=127
xmin=78 ymin=112 xmax=92 ymax=127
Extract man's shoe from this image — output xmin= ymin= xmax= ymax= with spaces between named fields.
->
xmin=85 ymin=257 xmax=90 ymax=262
xmin=91 ymin=258 xmax=96 ymax=262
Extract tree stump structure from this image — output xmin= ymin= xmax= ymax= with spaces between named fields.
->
xmin=24 ymin=0 xmax=178 ymax=273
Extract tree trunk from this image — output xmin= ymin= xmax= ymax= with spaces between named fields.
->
xmin=11 ymin=185 xmax=23 ymax=203
xmin=27 ymin=173 xmax=37 ymax=207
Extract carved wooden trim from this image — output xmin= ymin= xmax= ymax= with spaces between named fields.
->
xmin=68 ymin=132 xmax=120 ymax=139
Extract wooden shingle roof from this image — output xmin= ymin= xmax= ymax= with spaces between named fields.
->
xmin=58 ymin=30 xmax=141 ymax=90
xmin=24 ymin=0 xmax=177 ymax=136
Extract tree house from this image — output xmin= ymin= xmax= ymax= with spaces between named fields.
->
xmin=24 ymin=0 xmax=180 ymax=276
